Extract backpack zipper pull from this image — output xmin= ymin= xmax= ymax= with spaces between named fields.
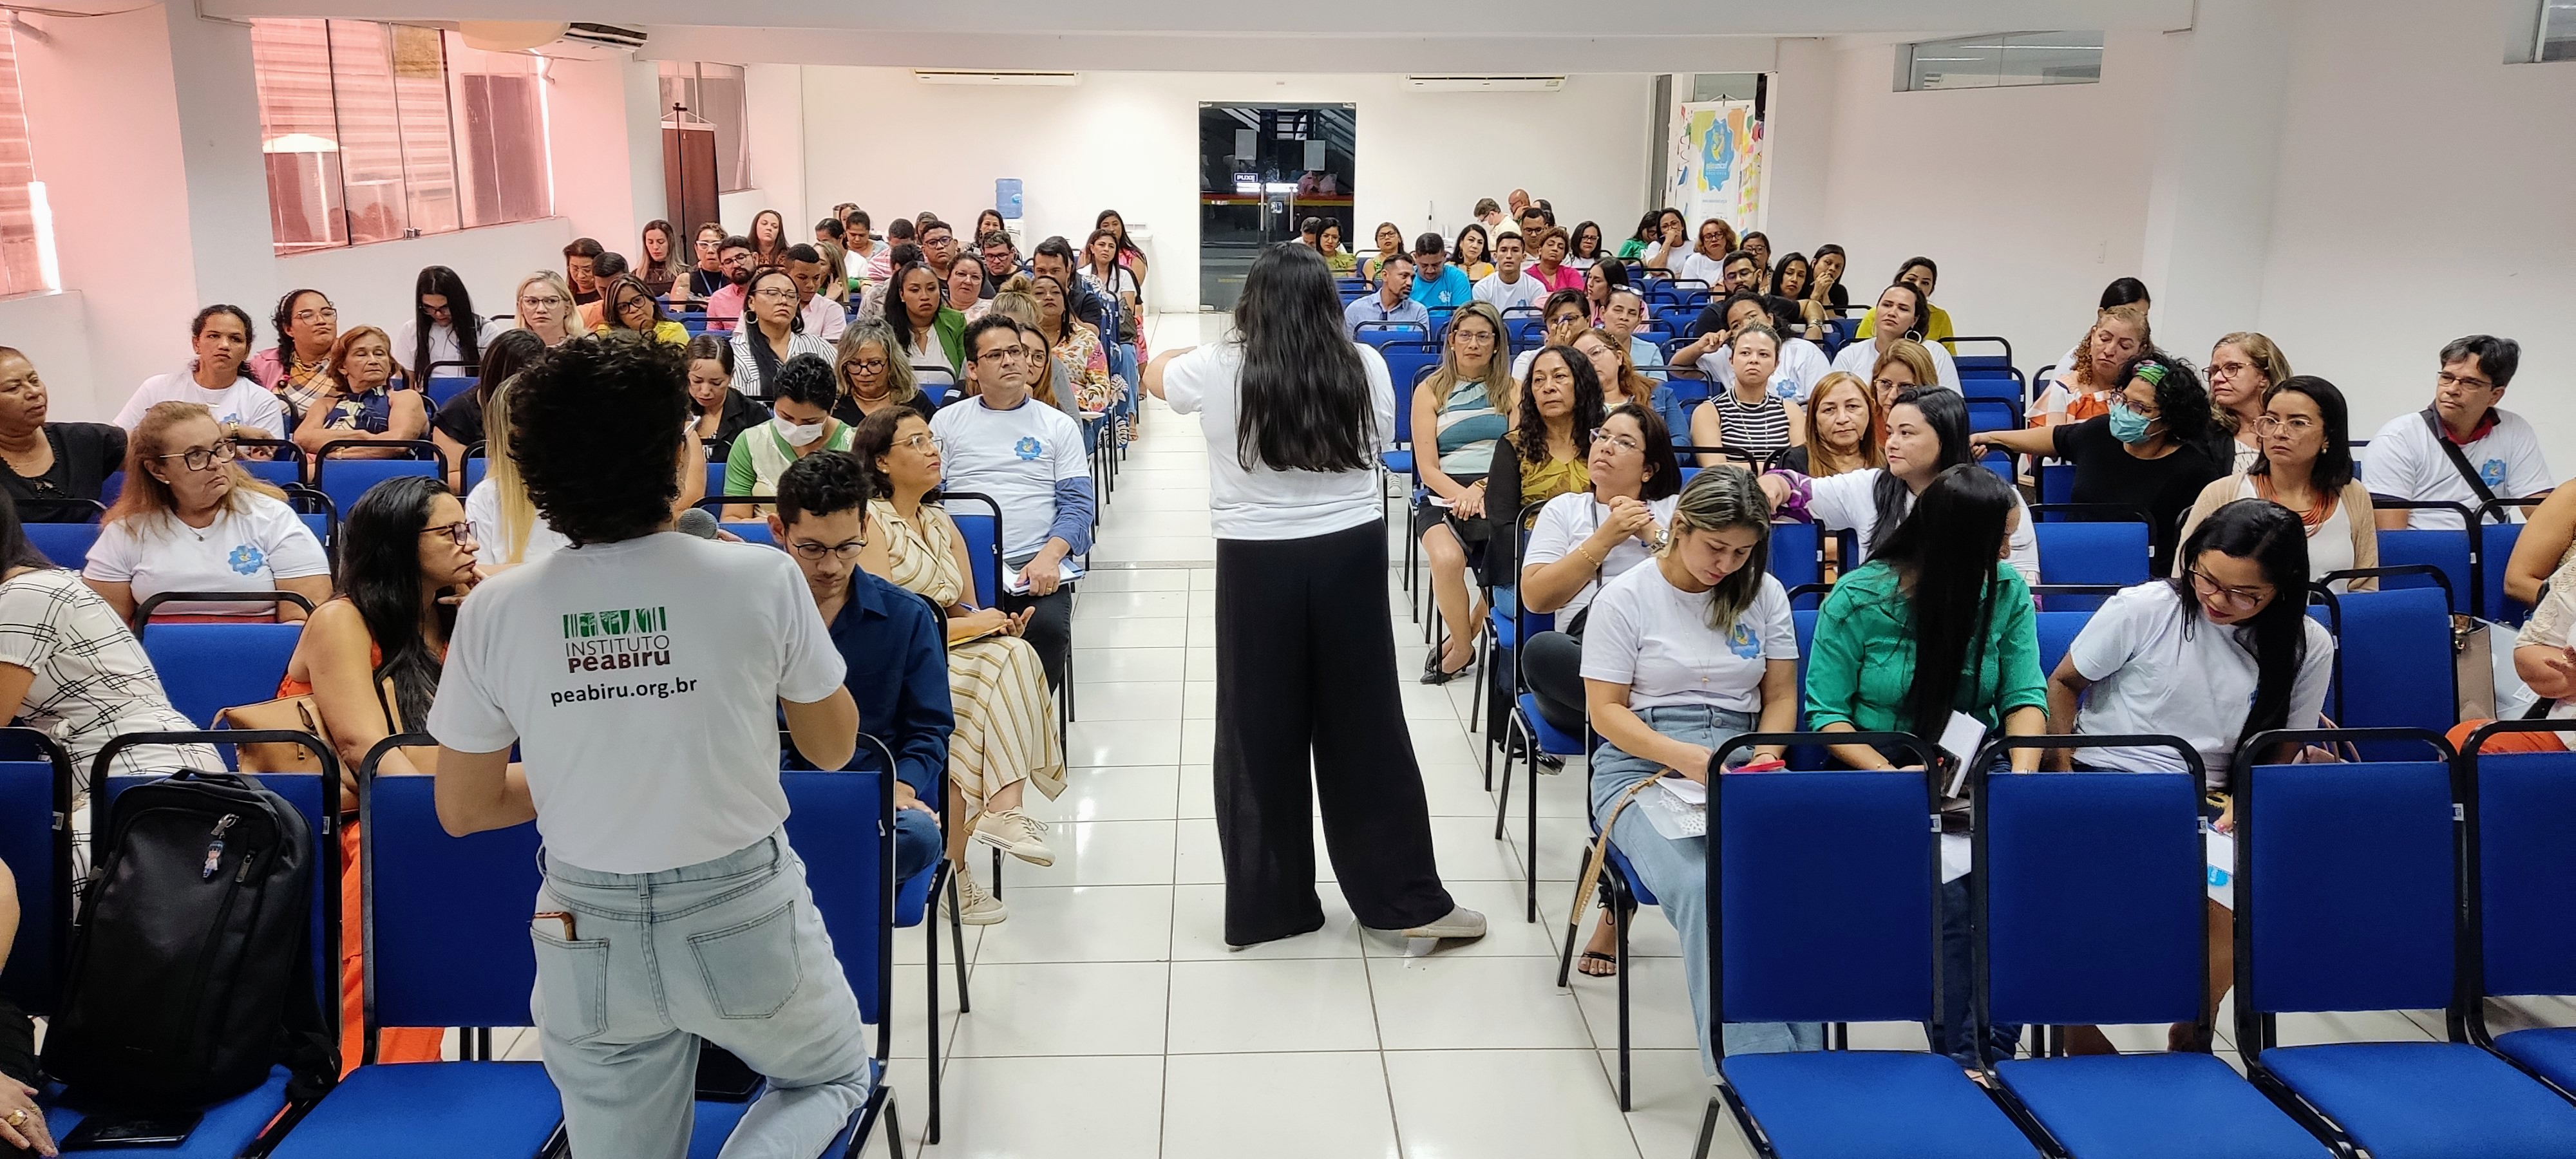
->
xmin=204 ymin=813 xmax=239 ymax=880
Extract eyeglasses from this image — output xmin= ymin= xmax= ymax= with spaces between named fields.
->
xmin=752 ymin=288 xmax=799 ymax=301
xmin=788 ymin=538 xmax=865 ymax=561
xmin=846 ymin=358 xmax=889 ymax=375
xmin=155 ymin=439 xmax=238 ymax=471
xmin=292 ymin=306 xmax=337 ymax=324
xmin=419 ymin=521 xmax=476 ymax=547
xmin=2208 ymin=361 xmax=2253 ymax=380
xmin=2437 ymin=370 xmax=2496 ymax=391
xmin=520 ymin=295 xmax=565 ymax=310
xmin=973 ymin=347 xmax=1029 ymax=365
xmin=893 ymin=431 xmax=935 ymax=452
xmin=2253 ymin=414 xmax=2317 ymax=436
xmin=1589 ymin=428 xmax=1643 ymax=454
xmin=2188 ymin=568 xmax=2275 ymax=608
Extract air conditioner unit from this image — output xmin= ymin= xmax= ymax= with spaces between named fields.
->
xmin=563 ymin=23 xmax=647 ymax=51
xmin=914 ymin=70 xmax=1082 ymax=86
xmin=1406 ymin=75 xmax=1566 ymax=92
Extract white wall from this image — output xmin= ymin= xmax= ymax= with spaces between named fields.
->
xmin=714 ymin=63 xmax=807 ymax=241
xmin=788 ymin=68 xmax=1656 ymax=308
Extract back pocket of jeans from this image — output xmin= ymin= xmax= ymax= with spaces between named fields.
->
xmin=687 ymin=900 xmax=805 ymax=1019
xmin=531 ymin=928 xmax=611 ymax=1043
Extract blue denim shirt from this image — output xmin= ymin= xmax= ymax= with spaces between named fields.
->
xmin=823 ymin=569 xmax=954 ymax=800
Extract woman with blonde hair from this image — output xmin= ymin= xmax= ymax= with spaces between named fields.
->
xmin=2031 ymin=303 xmax=2151 ymax=429
xmin=830 ymin=319 xmax=936 ymax=424
xmin=1866 ymin=337 xmax=1943 ymax=413
xmin=1414 ymin=301 xmax=1518 ymax=683
xmin=464 ymin=377 xmax=565 ymax=570
xmin=1776 ymin=372 xmax=1883 ymax=476
xmin=512 ymin=271 xmax=579 ymax=346
xmin=2207 ymin=332 xmax=2292 ymax=473
xmin=85 ymin=401 xmax=331 ymax=621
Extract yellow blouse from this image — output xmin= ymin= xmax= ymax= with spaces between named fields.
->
xmin=1520 ymin=455 xmax=1590 ymax=522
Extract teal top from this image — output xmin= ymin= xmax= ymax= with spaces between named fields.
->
xmin=1429 ymin=377 xmax=1510 ymax=476
xmin=1803 ymin=558 xmax=2047 ymax=734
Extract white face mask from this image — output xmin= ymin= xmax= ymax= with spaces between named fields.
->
xmin=775 ymin=415 xmax=826 ymax=447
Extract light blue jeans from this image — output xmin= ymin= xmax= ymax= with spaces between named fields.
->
xmin=1589 ymin=704 xmax=1824 ymax=1075
xmin=533 ymin=829 xmax=875 ymax=1159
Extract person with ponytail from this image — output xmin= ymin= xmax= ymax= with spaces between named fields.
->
xmin=2046 ymin=498 xmax=2333 ymax=1053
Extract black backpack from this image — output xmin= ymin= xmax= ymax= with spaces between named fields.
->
xmin=43 ymin=770 xmax=336 ymax=1112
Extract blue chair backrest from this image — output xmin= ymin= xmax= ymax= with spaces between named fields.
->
xmin=2481 ymin=520 xmax=2524 ymax=623
xmin=426 ymin=377 xmax=475 ymax=408
xmin=944 ymin=494 xmax=1005 ymax=608
xmin=244 ymin=458 xmax=305 ymax=489
xmin=2472 ymin=746 xmax=2576 ymax=999
xmin=1355 ymin=324 xmax=1426 ymax=350
xmin=2037 ymin=463 xmax=2074 ymax=507
xmin=704 ymin=460 xmax=726 ymax=502
xmin=2034 ymin=522 xmax=2149 ymax=612
xmin=361 ymin=771 xmax=542 ymax=1030
xmin=300 ymin=513 xmax=331 ymax=560
xmin=1982 ymin=769 xmax=2202 ymax=1028
xmin=1381 ymin=344 xmax=1441 ymax=410
xmin=723 ymin=521 xmax=776 ymax=547
xmin=1767 ymin=521 xmax=1822 ymax=590
xmin=24 ymin=523 xmax=99 ymax=572
xmin=2244 ymin=759 xmax=2457 ymax=1017
xmin=99 ymin=471 xmax=124 ymax=507
xmin=1964 ymin=399 xmax=2018 ymax=435
xmin=781 ymin=769 xmax=891 ymax=1028
xmin=2331 ymin=589 xmax=2454 ymax=745
xmin=2034 ymin=608 xmax=2090 ymax=679
xmin=143 ymin=622 xmax=305 ymax=728
xmin=315 ymin=457 xmax=440 ymax=520
xmin=2375 ymin=529 xmax=2471 ymax=606
xmin=1792 ymin=608 xmax=1818 ymax=692
xmin=463 ymin=453 xmax=489 ymax=495
xmin=0 ymin=749 xmax=65 ymax=1013
xmin=1718 ymin=768 xmax=1937 ymax=1024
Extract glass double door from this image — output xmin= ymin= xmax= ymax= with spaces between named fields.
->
xmin=1197 ymin=104 xmax=1356 ymax=311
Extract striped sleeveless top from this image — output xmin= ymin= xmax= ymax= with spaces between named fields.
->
xmin=1703 ymin=387 xmax=1792 ymax=460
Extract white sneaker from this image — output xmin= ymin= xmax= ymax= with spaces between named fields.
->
xmin=944 ymin=863 xmax=1007 ymax=925
xmin=972 ymin=807 xmax=1054 ymax=867
xmin=1398 ymin=905 xmax=1489 ymax=941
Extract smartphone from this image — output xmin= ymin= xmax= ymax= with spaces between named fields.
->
xmin=64 ymin=1111 xmax=204 ymax=1149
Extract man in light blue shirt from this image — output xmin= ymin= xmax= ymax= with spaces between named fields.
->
xmin=1344 ymin=252 xmax=1428 ymax=336
xmin=1407 ymin=232 xmax=1473 ymax=308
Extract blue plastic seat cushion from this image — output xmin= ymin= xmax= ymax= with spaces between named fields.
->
xmin=45 ymin=1066 xmax=290 ymax=1158
xmin=270 ymin=1061 xmax=562 ymax=1158
xmin=2495 ymin=1027 xmax=2576 ymax=1098
xmin=1996 ymin=1052 xmax=2327 ymax=1158
xmin=1721 ymin=1050 xmax=2037 ymax=1158
xmin=1517 ymin=693 xmax=1582 ymax=755
xmin=2260 ymin=1041 xmax=2576 ymax=1159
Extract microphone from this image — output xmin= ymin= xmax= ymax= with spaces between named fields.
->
xmin=675 ymin=507 xmax=720 ymax=540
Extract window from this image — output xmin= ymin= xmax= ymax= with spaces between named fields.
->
xmin=2539 ymin=1 xmax=2575 ymax=62
xmin=0 ymin=23 xmax=54 ymax=297
xmin=658 ymin=62 xmax=751 ymax=193
xmin=250 ymin=19 xmax=550 ymax=254
xmin=1901 ymin=32 xmax=2103 ymax=91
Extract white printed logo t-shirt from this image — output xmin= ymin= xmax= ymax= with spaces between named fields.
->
xmin=929 ymin=395 xmax=1086 ymax=561
xmin=428 ymin=532 xmax=847 ymax=874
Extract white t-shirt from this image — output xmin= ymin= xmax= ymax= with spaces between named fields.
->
xmin=1522 ymin=491 xmax=1682 ymax=623
xmin=1473 ymin=271 xmax=1548 ymax=315
xmin=117 ymin=368 xmax=290 ymax=438
xmin=466 ymin=477 xmax=571 ymax=569
xmin=2068 ymin=582 xmax=2335 ymax=788
xmin=392 ymin=317 xmax=504 ymax=379
xmin=1676 ymin=252 xmax=1727 ymax=287
xmin=929 ymin=393 xmax=1088 ymax=561
xmin=1829 ymin=337 xmax=1964 ymax=395
xmin=1580 ymin=566 xmax=1797 ymax=712
xmin=426 ymin=532 xmax=847 ymax=874
xmin=1699 ymin=337 xmax=1832 ymax=402
xmin=2363 ymin=408 xmax=2553 ymax=530
xmin=83 ymin=493 xmax=330 ymax=616
xmin=1805 ymin=467 xmax=2041 ymax=587
xmin=1163 ymin=341 xmax=1391 ymax=542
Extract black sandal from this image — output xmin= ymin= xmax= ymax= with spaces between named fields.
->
xmin=1575 ymin=950 xmax=1619 ymax=978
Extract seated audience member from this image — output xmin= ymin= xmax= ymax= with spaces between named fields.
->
xmin=1582 ymin=261 xmax=1618 ymax=319
xmin=250 ymin=288 xmax=340 ymax=420
xmin=1571 ymin=328 xmax=1683 ymax=437
xmin=1806 ymin=464 xmax=2044 ymax=1066
xmin=85 ymin=402 xmax=330 ymax=621
xmin=685 ymin=335 xmax=770 ymax=464
xmin=279 ymin=474 xmax=482 ymax=1066
xmin=1579 ymin=467 xmax=1809 ymax=1064
xmin=918 ymin=218 xmax=962 ymax=279
xmin=975 ymin=231 xmax=1026 ymax=297
xmin=294 ymin=325 xmax=427 ymax=459
xmin=1472 ymin=231 xmax=1548 ymax=315
xmin=398 ymin=265 xmax=499 ymax=388
xmin=851 ymin=410 xmax=1068 ymax=921
xmin=855 ymin=241 xmax=918 ymax=323
xmin=770 ymin=452 xmax=947 ymax=887
xmin=869 ymin=218 xmax=916 ymax=286
xmin=1468 ymin=196 xmax=1508 ymax=241
xmin=701 ymin=235 xmax=758 ymax=332
xmin=681 ymin=222 xmax=728 ymax=300
xmin=1855 ymin=257 xmax=1956 ymax=344
xmin=1518 ymin=403 xmax=1682 ymax=740
xmin=1082 ymin=227 xmax=1144 ymax=329
xmin=814 ymin=238 xmax=851 ymax=308
xmin=430 ymin=329 xmax=544 ymax=494
xmin=2204 ymin=332 xmax=2287 ymax=472
xmin=2505 ymin=485 xmax=2576 ymax=608
xmin=1359 ymin=221 xmax=1405 ymax=285
xmin=1030 ymin=236 xmax=1114 ymax=342
xmin=1450 ymin=225 xmax=1495 ymax=283
xmin=725 ymin=353 xmax=853 ymax=520
xmin=730 ymin=267 xmax=834 ymax=400
xmin=2041 ymin=278 xmax=2151 ymax=387
xmin=1830 ymin=283 xmax=1962 ymax=393
xmin=1526 ymin=226 xmax=1582 ymax=294
xmin=465 ymin=379 xmax=567 ymax=569
xmin=573 ymin=252 xmax=630 ymax=331
xmin=1508 ymin=291 xmax=1595 ymax=381
xmin=1317 ymin=221 xmax=1356 ymax=276
xmin=0 ymin=491 xmax=216 ymax=794
xmin=751 ymin=209 xmax=791 ymax=268
xmin=947 ymin=253 xmax=990 ymax=321
xmin=1676 ymin=291 xmax=1828 ymax=400
xmin=1413 ymin=303 xmax=1517 ymax=684
xmin=596 ymin=274 xmax=688 ymax=346
xmin=2179 ymin=376 xmax=2376 ymax=590
xmin=2029 ymin=305 xmax=2150 ymax=431
xmin=563 ymin=237 xmax=604 ymax=308
xmin=840 ymin=210 xmax=881 ymax=283
xmin=1345 ymin=252 xmax=1427 ymax=335
xmin=1655 ymin=219 xmax=1734 ymax=285
xmin=1032 ymin=272 xmax=1117 ymax=415
xmin=1772 ymin=372 xmax=1884 ymax=477
xmin=1688 ymin=324 xmax=1803 ymax=466
xmin=122 ymin=305 xmax=289 ymax=442
xmin=1759 ymin=387 xmax=2040 ymax=585
xmin=1297 ymin=216 xmax=1323 ymax=250
xmin=889 ymin=259 xmax=967 ymax=382
xmin=831 ymin=321 xmax=937 ymax=426
xmin=2453 ymin=554 xmax=2576 ymax=755
xmin=929 ymin=316 xmax=1094 ymax=690
xmin=513 ymin=272 xmax=580 ymax=348
xmin=1739 ymin=232 xmax=1773 ymax=288
xmin=2049 ymin=498 xmax=2333 ymax=1054
xmin=1866 ymin=337 xmax=1943 ymax=413
xmin=0 ymin=347 xmax=125 ymax=514
xmin=1618 ymin=209 xmax=1672 ymax=262
xmin=1597 ymin=286 xmax=1665 ymax=372
xmin=1566 ymin=221 xmax=1604 ymax=272
xmin=1409 ymin=232 xmax=1473 ymax=308
xmin=1480 ymin=345 xmax=1607 ymax=593
xmin=1974 ymin=352 xmax=2227 ymax=575
xmin=2366 ymin=335 xmax=2553 ymax=531
xmin=785 ymin=245 xmax=848 ymax=341
xmin=980 ymin=282 xmax=1083 ymax=422
xmin=1807 ymin=243 xmax=1852 ymax=313
xmin=1770 ymin=252 xmax=1822 ymax=341
xmin=637 ymin=219 xmax=685 ymax=299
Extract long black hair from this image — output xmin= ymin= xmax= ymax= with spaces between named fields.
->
xmin=1870 ymin=386 xmax=1972 ymax=552
xmin=2164 ymin=499 xmax=2312 ymax=763
xmin=1871 ymin=464 xmax=2020 ymax=740
xmin=1812 ymin=243 xmax=1850 ymax=308
xmin=1234 ymin=243 xmax=1372 ymax=473
xmin=888 ymin=260 xmax=941 ymax=353
xmin=473 ymin=329 xmax=545 ymax=413
xmin=2244 ymin=375 xmax=2356 ymax=493
xmin=191 ymin=305 xmax=258 ymax=381
xmin=1570 ymin=221 xmax=1602 ymax=259
xmin=336 ymin=474 xmax=458 ymax=730
xmin=0 ymin=491 xmax=55 ymax=571
xmin=1514 ymin=344 xmax=1605 ymax=466
xmin=410 ymin=266 xmax=479 ymax=386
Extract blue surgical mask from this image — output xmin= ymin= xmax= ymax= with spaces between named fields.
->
xmin=2107 ymin=400 xmax=2154 ymax=445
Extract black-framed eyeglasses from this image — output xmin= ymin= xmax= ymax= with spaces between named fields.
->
xmin=420 ymin=521 xmax=476 ymax=547
xmin=155 ymin=439 xmax=238 ymax=471
xmin=2188 ymin=567 xmax=2273 ymax=607
xmin=788 ymin=538 xmax=865 ymax=561
xmin=2437 ymin=370 xmax=2496 ymax=391
xmin=972 ymin=347 xmax=1028 ymax=365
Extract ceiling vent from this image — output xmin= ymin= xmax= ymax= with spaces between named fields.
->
xmin=1406 ymin=75 xmax=1566 ymax=92
xmin=914 ymin=70 xmax=1082 ymax=86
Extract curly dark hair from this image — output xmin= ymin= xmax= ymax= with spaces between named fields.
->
xmin=847 ymin=404 xmax=936 ymax=502
xmin=509 ymin=335 xmax=689 ymax=545
xmin=776 ymin=449 xmax=873 ymax=527
xmin=772 ymin=352 xmax=838 ymax=409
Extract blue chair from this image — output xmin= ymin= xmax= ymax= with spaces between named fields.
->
xmin=464 ymin=450 xmax=489 ymax=495
xmin=2308 ymin=587 xmax=2454 ymax=757
xmin=312 ymin=442 xmax=446 ymax=519
xmin=2231 ymin=727 xmax=2576 ymax=1158
xmin=139 ymin=619 xmax=305 ymax=730
xmin=1698 ymin=731 xmax=2039 ymax=1159
xmin=1767 ymin=521 xmax=1823 ymax=591
xmin=2034 ymin=608 xmax=2092 ymax=681
xmin=2375 ymin=527 xmax=2474 ymax=605
xmin=2031 ymin=505 xmax=2152 ymax=612
xmin=724 ymin=520 xmax=777 ymax=547
xmin=2038 ymin=462 xmax=2074 ymax=507
xmin=237 ymin=438 xmax=308 ymax=489
xmin=23 ymin=522 xmax=100 ymax=570
xmin=1485 ymin=506 xmax=1569 ymax=924
xmin=426 ymin=376 xmax=475 ymax=408
xmin=269 ymin=739 xmax=564 ymax=1158
xmin=1964 ymin=399 xmax=2018 ymax=435
xmin=2477 ymin=498 xmax=2543 ymax=623
xmin=942 ymin=493 xmax=1006 ymax=614
xmin=1969 ymin=736 xmax=2328 ymax=1158
xmin=1354 ymin=322 xmax=1426 ymax=350
xmin=778 ymin=765 xmax=911 ymax=1151
xmin=2459 ymin=721 xmax=2576 ymax=1100
xmin=0 ymin=731 xmax=74 ymax=1021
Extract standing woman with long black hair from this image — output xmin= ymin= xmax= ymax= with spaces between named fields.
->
xmin=1144 ymin=243 xmax=1485 ymax=948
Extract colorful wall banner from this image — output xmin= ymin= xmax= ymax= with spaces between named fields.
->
xmin=1669 ymin=99 xmax=1763 ymax=234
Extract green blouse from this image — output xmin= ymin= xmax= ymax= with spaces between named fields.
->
xmin=1803 ymin=558 xmax=2047 ymax=734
